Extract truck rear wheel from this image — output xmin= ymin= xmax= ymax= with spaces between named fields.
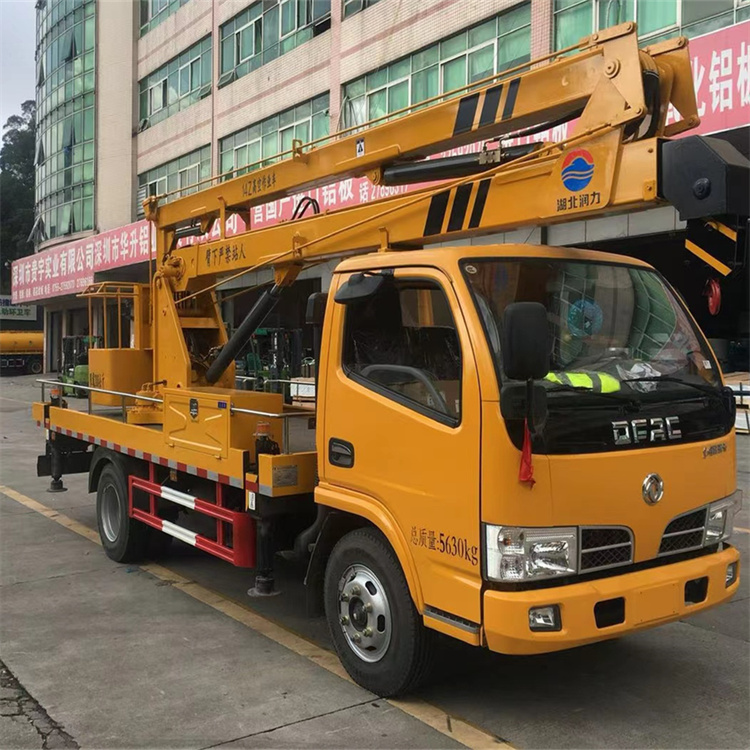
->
xmin=96 ymin=463 xmax=149 ymax=562
xmin=324 ymin=527 xmax=433 ymax=696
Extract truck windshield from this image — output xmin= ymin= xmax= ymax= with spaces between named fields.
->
xmin=461 ymin=258 xmax=720 ymax=395
xmin=461 ymin=258 xmax=732 ymax=453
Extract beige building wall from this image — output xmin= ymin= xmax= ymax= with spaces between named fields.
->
xmin=137 ymin=1 xmax=213 ymax=78
xmin=137 ymin=99 xmax=214 ymax=173
xmin=95 ymin=0 xmax=139 ymax=232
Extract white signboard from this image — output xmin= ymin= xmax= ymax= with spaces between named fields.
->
xmin=0 ymin=295 xmax=37 ymax=321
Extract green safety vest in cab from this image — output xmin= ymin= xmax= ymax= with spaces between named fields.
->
xmin=545 ymin=371 xmax=621 ymax=393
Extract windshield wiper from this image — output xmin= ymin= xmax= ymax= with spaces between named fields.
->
xmin=545 ymin=384 xmax=640 ymax=410
xmin=622 ymin=376 xmax=719 ymax=397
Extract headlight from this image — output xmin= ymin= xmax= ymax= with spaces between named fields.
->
xmin=705 ymin=491 xmax=742 ymax=545
xmin=485 ymin=525 xmax=578 ymax=582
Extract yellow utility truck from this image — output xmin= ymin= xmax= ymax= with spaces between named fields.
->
xmin=1 ymin=330 xmax=43 ymax=375
xmin=33 ymin=24 xmax=746 ymax=696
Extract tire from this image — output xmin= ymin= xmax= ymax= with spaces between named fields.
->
xmin=324 ymin=527 xmax=433 ymax=696
xmin=96 ymin=462 xmax=150 ymax=563
xmin=29 ymin=359 xmax=42 ymax=375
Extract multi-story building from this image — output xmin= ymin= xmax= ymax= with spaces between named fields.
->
xmin=15 ymin=0 xmax=750 ymax=372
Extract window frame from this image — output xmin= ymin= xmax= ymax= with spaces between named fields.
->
xmin=219 ymin=0 xmax=331 ymax=87
xmin=235 ymin=16 xmax=261 ymax=64
xmin=140 ymin=0 xmax=191 ymax=36
xmin=340 ymin=273 xmax=463 ymax=428
xmin=139 ymin=36 xmax=211 ymax=126
xmin=219 ymin=93 xmax=329 ymax=180
xmin=341 ymin=5 xmax=531 ymax=130
xmin=343 ymin=0 xmax=380 ymax=18
xmin=551 ymin=0 xmax=747 ymax=50
xmin=149 ymin=76 xmax=167 ymax=113
xmin=137 ymin=145 xmax=211 ymax=216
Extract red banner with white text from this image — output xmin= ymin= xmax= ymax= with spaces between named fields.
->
xmin=12 ymin=221 xmax=152 ymax=303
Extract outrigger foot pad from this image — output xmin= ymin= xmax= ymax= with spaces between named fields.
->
xmin=47 ymin=478 xmax=67 ymax=493
xmin=247 ymin=575 xmax=280 ymax=597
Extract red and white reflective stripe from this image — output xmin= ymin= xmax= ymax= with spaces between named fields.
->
xmin=40 ymin=421 xmax=258 ymax=492
xmin=161 ymin=519 xmax=197 ymax=546
xmin=128 ymin=474 xmax=256 ymax=568
xmin=132 ymin=476 xmax=235 ymax=522
xmin=160 ymin=486 xmax=196 ymax=510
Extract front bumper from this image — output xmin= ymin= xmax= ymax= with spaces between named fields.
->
xmin=483 ymin=545 xmax=740 ymax=654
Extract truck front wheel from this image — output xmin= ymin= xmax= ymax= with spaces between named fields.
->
xmin=324 ymin=528 xmax=433 ymax=696
xmin=96 ymin=463 xmax=149 ymax=562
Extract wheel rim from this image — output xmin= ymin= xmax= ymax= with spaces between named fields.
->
xmin=101 ymin=483 xmax=121 ymax=543
xmin=337 ymin=564 xmax=392 ymax=663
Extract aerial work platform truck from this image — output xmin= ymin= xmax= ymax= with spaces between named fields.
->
xmin=34 ymin=24 xmax=747 ymax=696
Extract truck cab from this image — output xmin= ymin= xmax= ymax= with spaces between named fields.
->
xmin=315 ymin=244 xmax=740 ymax=692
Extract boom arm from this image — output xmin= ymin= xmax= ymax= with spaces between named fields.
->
xmin=147 ymin=24 xmax=694 ymax=238
xmin=142 ymin=23 xmax=747 ymax=392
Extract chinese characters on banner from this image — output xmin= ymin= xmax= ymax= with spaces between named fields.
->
xmin=11 ymin=221 xmax=153 ymax=303
xmin=12 ymin=21 xmax=748 ymax=304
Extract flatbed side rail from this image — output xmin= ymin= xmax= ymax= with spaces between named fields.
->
xmin=36 ymin=378 xmax=312 ymax=453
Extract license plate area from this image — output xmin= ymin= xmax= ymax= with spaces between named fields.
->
xmin=632 ymin=581 xmax=680 ymax=624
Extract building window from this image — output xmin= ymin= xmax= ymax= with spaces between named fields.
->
xmin=342 ymin=5 xmax=531 ymax=130
xmin=35 ymin=0 xmax=97 ymax=241
xmin=140 ymin=0 xmax=191 ymax=36
xmin=343 ymin=0 xmax=380 ymax=19
xmin=554 ymin=0 xmax=746 ymax=50
xmin=218 ymin=0 xmax=331 ymax=88
xmin=137 ymin=145 xmax=212 ymax=217
xmin=138 ymin=36 xmax=211 ymax=129
xmin=219 ymin=94 xmax=329 ymax=179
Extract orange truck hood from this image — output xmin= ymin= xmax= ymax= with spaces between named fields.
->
xmin=480 ymin=402 xmax=736 ymax=562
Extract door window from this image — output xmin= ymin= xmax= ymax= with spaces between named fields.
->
xmin=342 ymin=278 xmax=462 ymax=423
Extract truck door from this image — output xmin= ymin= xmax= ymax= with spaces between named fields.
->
xmin=320 ymin=267 xmax=482 ymax=629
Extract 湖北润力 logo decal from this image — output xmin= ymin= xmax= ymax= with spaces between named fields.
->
xmin=561 ymin=149 xmax=595 ymax=192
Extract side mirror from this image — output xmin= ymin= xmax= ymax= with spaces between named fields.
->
xmin=305 ymin=292 xmax=328 ymax=326
xmin=501 ymin=302 xmax=550 ymax=381
xmin=334 ymin=272 xmax=390 ymax=304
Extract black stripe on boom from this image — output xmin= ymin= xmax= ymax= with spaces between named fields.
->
xmin=502 ymin=78 xmax=520 ymax=120
xmin=447 ymin=184 xmax=473 ymax=232
xmin=479 ymin=84 xmax=503 ymax=127
xmin=468 ymin=179 xmax=491 ymax=228
xmin=453 ymin=93 xmax=480 ymax=135
xmin=686 ymin=218 xmax=737 ymax=269
xmin=423 ymin=190 xmax=451 ymax=236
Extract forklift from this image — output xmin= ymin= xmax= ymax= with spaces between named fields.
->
xmin=236 ymin=326 xmax=304 ymax=399
xmin=60 ymin=335 xmax=100 ymax=397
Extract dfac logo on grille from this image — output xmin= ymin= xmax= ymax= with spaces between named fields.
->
xmin=642 ymin=474 xmax=664 ymax=505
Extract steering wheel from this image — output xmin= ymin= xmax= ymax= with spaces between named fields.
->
xmin=360 ymin=364 xmax=449 ymax=414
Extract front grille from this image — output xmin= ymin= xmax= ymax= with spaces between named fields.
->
xmin=659 ymin=508 xmax=707 ymax=555
xmin=580 ymin=527 xmax=633 ymax=572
